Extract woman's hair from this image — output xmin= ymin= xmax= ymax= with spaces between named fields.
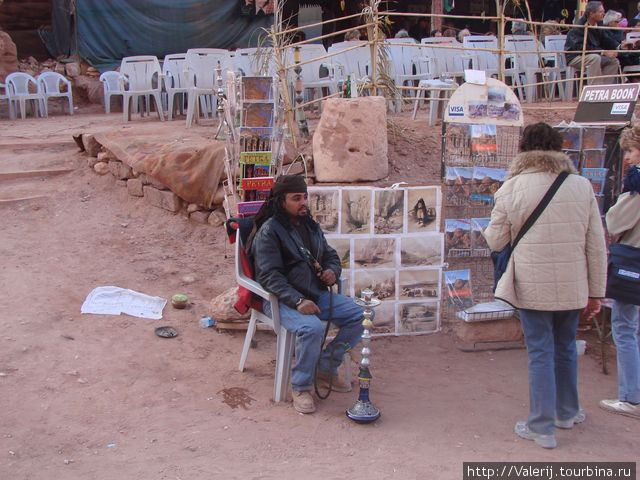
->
xmin=519 ymin=122 xmax=563 ymax=152
xmin=620 ymin=123 xmax=640 ymax=151
xmin=457 ymin=28 xmax=471 ymax=42
xmin=344 ymin=29 xmax=361 ymax=41
xmin=603 ymin=10 xmax=623 ymax=25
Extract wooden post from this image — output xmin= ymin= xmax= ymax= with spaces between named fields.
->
xmin=431 ymin=0 xmax=443 ymax=33
xmin=497 ymin=0 xmax=505 ymax=83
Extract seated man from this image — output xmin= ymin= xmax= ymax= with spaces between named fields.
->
xmin=565 ymin=1 xmax=620 ymax=85
xmin=249 ymin=175 xmax=364 ymax=414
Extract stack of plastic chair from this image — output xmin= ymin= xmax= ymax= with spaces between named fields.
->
xmin=505 ymin=35 xmax=558 ymax=102
xmin=37 ymin=72 xmax=74 ymax=115
xmin=543 ymin=35 xmax=572 ymax=100
xmin=6 ymin=72 xmax=46 ymax=119
xmin=184 ymin=48 xmax=231 ymax=128
xmin=99 ymin=71 xmax=124 ymax=114
xmin=0 ymin=82 xmax=14 ymax=118
xmin=119 ymin=55 xmax=165 ymax=122
xmin=162 ymin=53 xmax=189 ymax=120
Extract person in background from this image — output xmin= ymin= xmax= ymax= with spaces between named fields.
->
xmin=539 ymin=20 xmax=561 ymax=44
xmin=457 ymin=28 xmax=471 ymax=43
xmin=430 ymin=29 xmax=443 ymax=37
xmin=442 ymin=27 xmax=457 ymax=38
xmin=603 ymin=10 xmax=624 ymax=43
xmin=564 ymin=1 xmax=620 ymax=85
xmin=394 ymin=28 xmax=410 ymax=39
xmin=483 ymin=123 xmax=607 ymax=449
xmin=599 ymin=124 xmax=640 ymax=420
xmin=511 ymin=20 xmax=532 ymax=35
xmin=409 ymin=17 xmax=429 ymax=42
xmin=344 ymin=29 xmax=361 ymax=41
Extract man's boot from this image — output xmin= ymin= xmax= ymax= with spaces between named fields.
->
xmin=292 ymin=390 xmax=315 ymax=414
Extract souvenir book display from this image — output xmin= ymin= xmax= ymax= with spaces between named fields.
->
xmin=307 ymin=186 xmax=444 ymax=336
xmin=222 ymin=75 xmax=283 ymax=218
xmin=555 ymin=124 xmax=608 ymax=215
xmin=441 ymin=123 xmax=520 ymax=320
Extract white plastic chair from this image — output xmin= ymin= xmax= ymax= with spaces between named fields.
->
xmin=385 ymin=39 xmax=436 ymax=111
xmin=184 ymin=48 xmax=231 ymax=128
xmin=505 ymin=35 xmax=558 ymax=102
xmin=0 ymin=82 xmax=14 ymax=119
xmin=235 ymin=236 xmax=294 ymax=403
xmin=234 ymin=47 xmax=275 ymax=76
xmin=119 ymin=55 xmax=165 ymax=122
xmin=99 ymin=71 xmax=124 ymax=114
xmin=544 ymin=34 xmax=573 ymax=100
xmin=327 ymin=41 xmax=371 ymax=81
xmin=162 ymin=53 xmax=188 ymax=120
xmin=37 ymin=71 xmax=74 ymax=115
xmin=291 ymin=44 xmax=339 ymax=106
xmin=6 ymin=72 xmax=46 ymax=119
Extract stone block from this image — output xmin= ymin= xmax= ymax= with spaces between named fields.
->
xmin=116 ymin=179 xmax=127 ymax=187
xmin=140 ymin=174 xmax=169 ymax=190
xmin=108 ymin=160 xmax=133 ymax=180
xmin=189 ymin=210 xmax=210 ymax=224
xmin=65 ymin=62 xmax=81 ymax=78
xmin=82 ymin=133 xmax=102 ymax=157
xmin=143 ymin=186 xmax=181 ymax=213
xmin=312 ymin=97 xmax=389 ymax=182
xmin=453 ymin=316 xmax=523 ymax=345
xmin=187 ymin=203 xmax=201 ymax=214
xmin=93 ymin=162 xmax=109 ymax=175
xmin=127 ymin=178 xmax=144 ymax=197
xmin=87 ymin=156 xmax=101 ymax=168
xmin=208 ymin=208 xmax=227 ymax=227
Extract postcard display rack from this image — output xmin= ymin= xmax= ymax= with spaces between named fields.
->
xmin=307 ymin=186 xmax=445 ymax=336
xmin=222 ymin=75 xmax=283 ymax=218
xmin=441 ymin=78 xmax=524 ymax=322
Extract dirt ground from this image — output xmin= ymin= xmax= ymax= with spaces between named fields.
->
xmin=0 ymin=102 xmax=638 ymax=480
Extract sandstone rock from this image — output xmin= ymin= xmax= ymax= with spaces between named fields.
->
xmin=312 ymin=97 xmax=388 ymax=182
xmin=96 ymin=151 xmax=110 ymax=163
xmin=116 ymin=179 xmax=127 ymax=187
xmin=209 ymin=287 xmax=250 ymax=321
xmin=187 ymin=203 xmax=201 ymax=214
xmin=0 ymin=30 xmax=18 ymax=83
xmin=87 ymin=156 xmax=101 ymax=168
xmin=82 ymin=134 xmax=102 ymax=157
xmin=93 ymin=162 xmax=110 ymax=175
xmin=212 ymin=185 xmax=226 ymax=206
xmin=140 ymin=174 xmax=169 ymax=190
xmin=143 ymin=186 xmax=181 ymax=213
xmin=65 ymin=62 xmax=81 ymax=78
xmin=127 ymin=178 xmax=144 ymax=197
xmin=73 ymin=75 xmax=103 ymax=105
xmin=453 ymin=317 xmax=523 ymax=345
xmin=189 ymin=210 xmax=210 ymax=224
xmin=108 ymin=160 xmax=133 ymax=180
xmin=208 ymin=208 xmax=227 ymax=227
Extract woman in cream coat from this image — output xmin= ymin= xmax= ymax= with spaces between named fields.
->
xmin=484 ymin=123 xmax=607 ymax=449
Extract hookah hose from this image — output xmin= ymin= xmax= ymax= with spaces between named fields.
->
xmin=314 ymin=288 xmax=337 ymax=400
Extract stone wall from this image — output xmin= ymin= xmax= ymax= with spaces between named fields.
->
xmin=0 ymin=0 xmax=52 ymax=59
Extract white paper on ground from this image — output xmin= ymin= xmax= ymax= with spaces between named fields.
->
xmin=81 ymin=286 xmax=167 ymax=320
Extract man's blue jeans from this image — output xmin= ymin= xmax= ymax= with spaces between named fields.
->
xmin=519 ymin=309 xmax=581 ymax=435
xmin=264 ymin=291 xmax=364 ymax=392
xmin=611 ymin=300 xmax=640 ymax=404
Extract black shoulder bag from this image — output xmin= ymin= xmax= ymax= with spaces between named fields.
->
xmin=606 ymin=229 xmax=640 ymax=306
xmin=492 ymin=172 xmax=569 ymax=291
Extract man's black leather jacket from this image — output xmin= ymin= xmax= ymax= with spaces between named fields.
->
xmin=251 ymin=213 xmax=341 ymax=309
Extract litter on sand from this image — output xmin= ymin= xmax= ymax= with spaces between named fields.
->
xmin=81 ymin=286 xmax=167 ymax=320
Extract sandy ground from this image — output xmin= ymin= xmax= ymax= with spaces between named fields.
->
xmin=0 ymin=102 xmax=638 ymax=480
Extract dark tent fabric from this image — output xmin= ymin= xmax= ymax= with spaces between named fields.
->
xmin=44 ymin=0 xmax=273 ymax=71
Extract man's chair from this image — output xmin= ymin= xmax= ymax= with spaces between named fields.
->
xmin=235 ymin=235 xmax=294 ymax=403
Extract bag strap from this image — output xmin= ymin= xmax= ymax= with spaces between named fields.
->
xmin=512 ymin=171 xmax=570 ymax=251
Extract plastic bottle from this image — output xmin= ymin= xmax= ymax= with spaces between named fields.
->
xmin=200 ymin=316 xmax=216 ymax=328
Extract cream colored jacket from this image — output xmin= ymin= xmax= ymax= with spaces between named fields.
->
xmin=483 ymin=150 xmax=607 ymax=310
xmin=606 ymin=192 xmax=640 ymax=249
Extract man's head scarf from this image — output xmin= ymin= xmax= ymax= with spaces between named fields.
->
xmin=271 ymin=175 xmax=307 ymax=197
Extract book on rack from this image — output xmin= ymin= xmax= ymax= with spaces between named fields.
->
xmin=469 ymin=167 xmax=506 ymax=206
xmin=445 ymin=219 xmax=472 ymax=258
xmin=580 ymin=168 xmax=608 ymax=195
xmin=581 ymin=149 xmax=606 ymax=169
xmin=237 ymin=201 xmax=264 ymax=217
xmin=581 ymin=126 xmax=606 ymax=150
xmin=469 ymin=124 xmax=497 ymax=163
xmin=444 ymin=167 xmax=473 ymax=206
xmin=563 ymin=150 xmax=581 ymax=170
xmin=243 ymin=103 xmax=274 ymax=127
xmin=241 ymin=176 xmax=274 ymax=202
xmin=444 ymin=269 xmax=473 ymax=309
xmin=558 ymin=126 xmax=581 ymax=151
xmin=242 ymin=77 xmax=274 ymax=102
xmin=239 ymin=127 xmax=272 ymax=152
xmin=470 ymin=218 xmax=491 ymax=256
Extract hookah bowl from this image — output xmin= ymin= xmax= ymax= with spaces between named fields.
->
xmin=346 ymin=287 xmax=381 ymax=424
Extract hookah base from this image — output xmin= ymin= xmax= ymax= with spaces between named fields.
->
xmin=346 ymin=400 xmax=381 ymax=424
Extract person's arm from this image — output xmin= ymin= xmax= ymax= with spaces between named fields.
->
xmin=253 ymin=225 xmax=306 ymax=308
xmin=483 ymin=189 xmax=512 ymax=251
xmin=605 ymin=192 xmax=640 ymax=238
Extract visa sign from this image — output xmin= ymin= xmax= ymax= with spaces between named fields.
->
xmin=448 ymin=104 xmax=464 ymax=116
